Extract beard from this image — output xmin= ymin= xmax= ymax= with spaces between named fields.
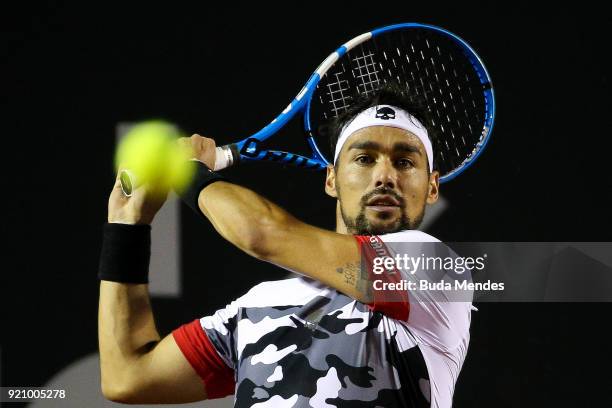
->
xmin=339 ymin=186 xmax=425 ymax=235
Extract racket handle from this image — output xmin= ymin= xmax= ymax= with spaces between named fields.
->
xmin=213 ymin=144 xmax=240 ymax=171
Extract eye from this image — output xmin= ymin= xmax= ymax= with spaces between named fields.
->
xmin=396 ymin=158 xmax=414 ymax=169
xmin=355 ymin=154 xmax=374 ymax=165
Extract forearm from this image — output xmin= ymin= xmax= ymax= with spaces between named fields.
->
xmin=98 ymin=281 xmax=161 ymax=397
xmin=197 ymin=182 xmax=371 ymax=302
xmin=198 ymin=182 xmax=288 ymax=257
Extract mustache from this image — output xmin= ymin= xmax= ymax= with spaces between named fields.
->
xmin=360 ymin=187 xmax=405 ymax=208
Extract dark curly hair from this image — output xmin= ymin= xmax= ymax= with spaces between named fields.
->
xmin=324 ymin=83 xmax=438 ymax=172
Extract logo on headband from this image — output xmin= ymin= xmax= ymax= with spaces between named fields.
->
xmin=375 ymin=106 xmax=396 ymax=120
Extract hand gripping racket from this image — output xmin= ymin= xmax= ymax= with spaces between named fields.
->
xmin=120 ymin=22 xmax=495 ymax=196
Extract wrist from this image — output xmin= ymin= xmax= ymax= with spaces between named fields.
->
xmin=98 ymin=223 xmax=151 ymax=284
xmin=177 ymin=161 xmax=226 ymax=218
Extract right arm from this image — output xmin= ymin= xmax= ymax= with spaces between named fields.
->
xmin=98 ymin=173 xmax=208 ymax=403
xmin=99 ymin=282 xmax=207 ymax=403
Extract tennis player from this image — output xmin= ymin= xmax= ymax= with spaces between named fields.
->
xmin=98 ymin=86 xmax=472 ymax=407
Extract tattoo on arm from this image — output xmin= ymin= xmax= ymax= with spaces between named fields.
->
xmin=336 ymin=262 xmax=372 ymax=302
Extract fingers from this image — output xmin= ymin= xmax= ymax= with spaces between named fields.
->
xmin=191 ymin=133 xmax=217 ymax=153
xmin=177 ymin=134 xmax=216 ymax=153
xmin=177 ymin=134 xmax=217 ymax=168
xmin=111 ymin=164 xmax=125 ymax=192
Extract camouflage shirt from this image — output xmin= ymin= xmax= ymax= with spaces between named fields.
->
xmin=173 ymin=231 xmax=472 ymax=407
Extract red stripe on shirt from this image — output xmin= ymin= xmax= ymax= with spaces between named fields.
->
xmin=355 ymin=235 xmax=410 ymax=321
xmin=172 ymin=319 xmax=235 ymax=399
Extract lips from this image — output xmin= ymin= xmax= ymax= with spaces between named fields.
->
xmin=366 ymin=195 xmax=400 ymax=208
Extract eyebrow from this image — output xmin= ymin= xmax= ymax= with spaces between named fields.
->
xmin=347 ymin=140 xmax=422 ymax=156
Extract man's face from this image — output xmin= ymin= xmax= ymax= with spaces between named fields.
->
xmin=325 ymin=126 xmax=439 ymax=235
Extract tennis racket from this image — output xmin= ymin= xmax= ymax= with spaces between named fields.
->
xmin=120 ymin=22 xmax=495 ymax=196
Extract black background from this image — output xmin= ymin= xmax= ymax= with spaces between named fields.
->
xmin=2 ymin=2 xmax=612 ymax=407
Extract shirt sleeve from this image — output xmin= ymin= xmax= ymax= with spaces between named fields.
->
xmin=172 ymin=299 xmax=240 ymax=399
xmin=355 ymin=234 xmax=410 ymax=321
xmin=356 ymin=230 xmax=473 ymax=352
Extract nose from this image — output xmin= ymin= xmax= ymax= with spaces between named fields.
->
xmin=373 ymin=159 xmax=398 ymax=190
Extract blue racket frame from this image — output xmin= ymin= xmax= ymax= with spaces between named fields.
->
xmin=232 ymin=23 xmax=495 ymax=182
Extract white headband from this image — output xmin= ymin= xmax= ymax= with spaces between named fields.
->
xmin=333 ymin=105 xmax=434 ymax=172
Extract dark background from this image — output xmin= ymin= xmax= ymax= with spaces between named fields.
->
xmin=2 ymin=2 xmax=611 ymax=407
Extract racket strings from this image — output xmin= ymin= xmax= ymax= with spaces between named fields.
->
xmin=312 ymin=28 xmax=488 ymax=177
xmin=394 ymin=31 xmax=483 ymax=172
xmin=352 ymin=49 xmax=382 ymax=96
xmin=325 ymin=68 xmax=352 ymax=116
xmin=321 ymin=47 xmax=385 ymax=118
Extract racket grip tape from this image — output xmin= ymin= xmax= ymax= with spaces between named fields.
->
xmin=214 ymin=144 xmax=240 ymax=171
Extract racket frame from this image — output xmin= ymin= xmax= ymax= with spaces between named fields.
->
xmin=119 ymin=22 xmax=496 ymax=195
xmin=218 ymin=23 xmax=495 ymax=183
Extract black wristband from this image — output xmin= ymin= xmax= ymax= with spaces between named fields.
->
xmin=178 ymin=160 xmax=226 ymax=218
xmin=98 ymin=223 xmax=151 ymax=284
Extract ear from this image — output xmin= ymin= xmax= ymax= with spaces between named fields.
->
xmin=325 ymin=164 xmax=338 ymax=198
xmin=426 ymin=170 xmax=440 ymax=204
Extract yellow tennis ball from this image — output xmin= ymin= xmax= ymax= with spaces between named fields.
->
xmin=115 ymin=120 xmax=195 ymax=193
